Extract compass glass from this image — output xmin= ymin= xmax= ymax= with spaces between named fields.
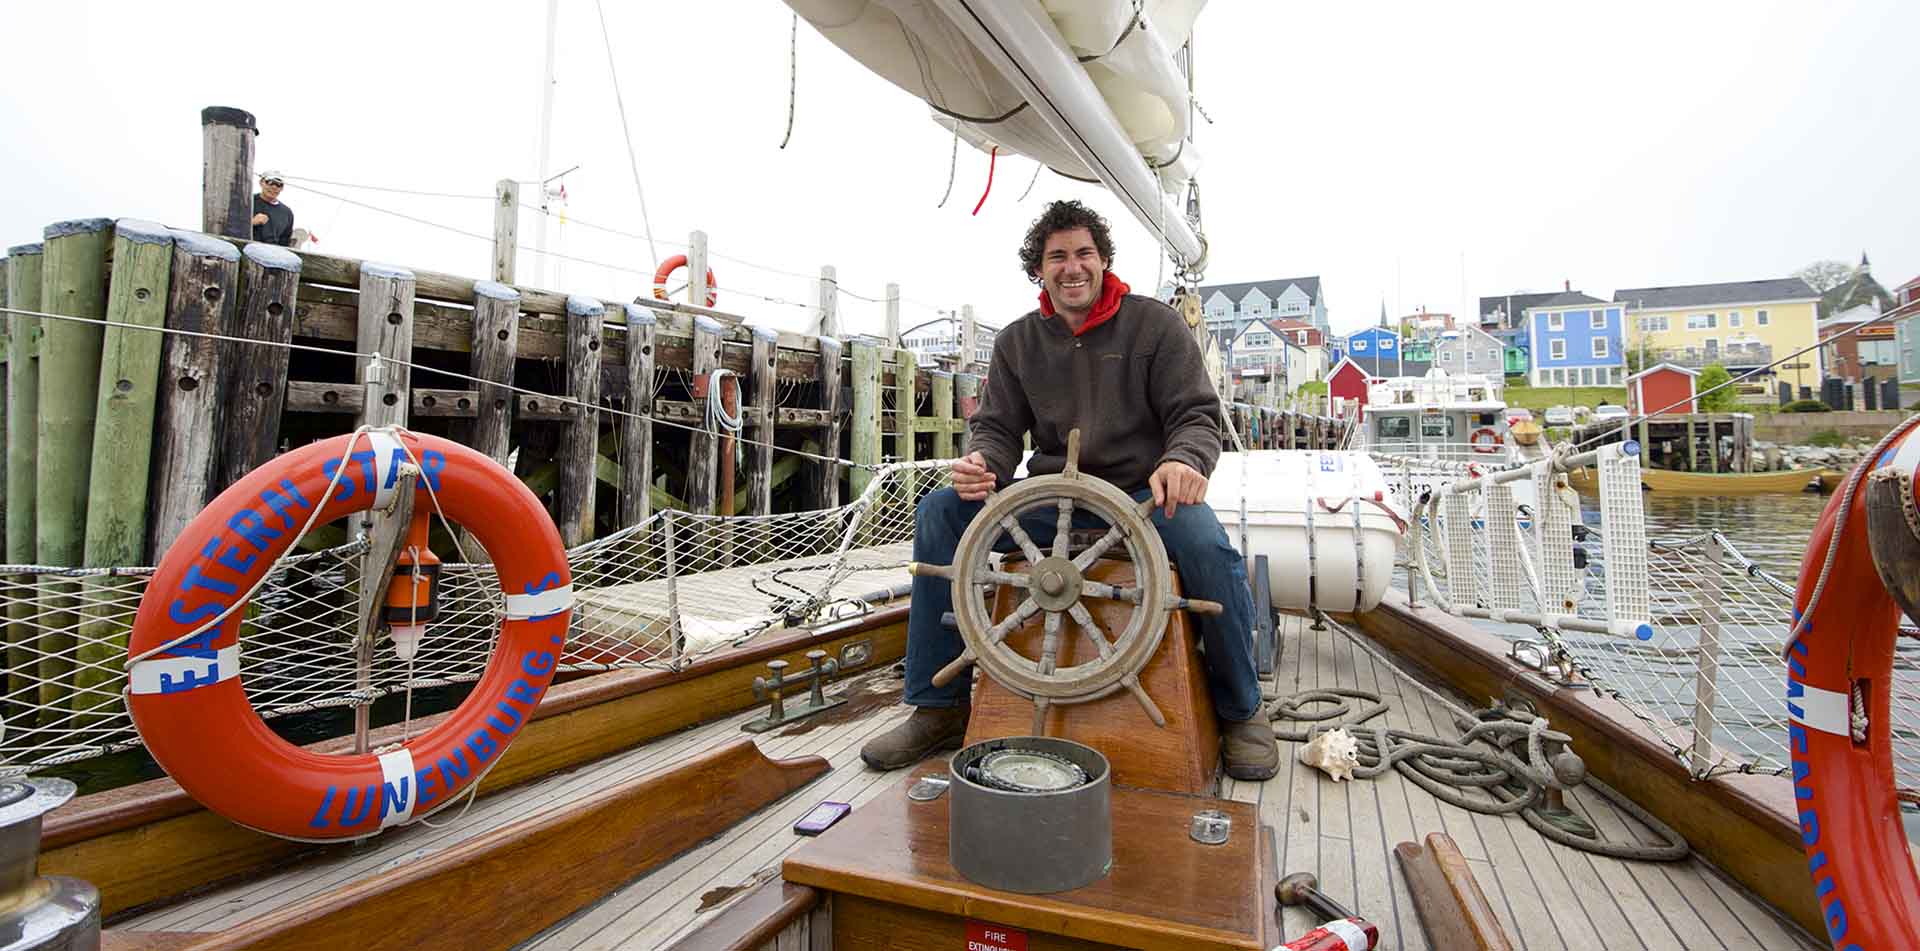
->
xmin=976 ymin=749 xmax=1089 ymax=792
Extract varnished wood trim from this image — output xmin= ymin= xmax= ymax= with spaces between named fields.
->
xmin=1350 ymin=591 xmax=1820 ymax=938
xmin=1393 ymin=832 xmax=1513 ymax=950
xmin=166 ymin=739 xmax=826 ymax=951
xmin=46 ymin=607 xmax=906 ymax=919
xmin=102 ymin=933 xmax=205 ymax=951
xmin=661 ymin=878 xmax=821 ymax=951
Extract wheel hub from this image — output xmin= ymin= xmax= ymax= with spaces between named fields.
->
xmin=1029 ymin=556 xmax=1083 ymax=611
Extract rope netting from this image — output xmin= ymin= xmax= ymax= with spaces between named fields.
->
xmin=0 ymin=461 xmax=950 ymax=776
xmin=1379 ymin=449 xmax=1920 ymax=795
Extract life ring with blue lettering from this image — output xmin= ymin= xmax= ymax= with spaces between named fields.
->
xmin=1788 ymin=415 xmax=1920 ymax=950
xmin=125 ymin=430 xmax=572 ymax=842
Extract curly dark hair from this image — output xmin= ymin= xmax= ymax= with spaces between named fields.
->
xmin=1018 ymin=199 xmax=1115 ymax=284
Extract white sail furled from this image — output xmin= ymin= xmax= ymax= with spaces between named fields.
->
xmin=788 ymin=0 xmax=1208 ymax=275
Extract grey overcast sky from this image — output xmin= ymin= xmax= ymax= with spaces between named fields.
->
xmin=3 ymin=1 xmax=1916 ymax=337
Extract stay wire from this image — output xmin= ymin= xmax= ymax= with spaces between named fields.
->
xmin=591 ymin=0 xmax=662 ymax=266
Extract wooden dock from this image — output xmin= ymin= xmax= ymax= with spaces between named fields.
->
xmin=1570 ymin=413 xmax=1756 ymax=473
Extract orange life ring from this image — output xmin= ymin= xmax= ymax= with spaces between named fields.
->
xmin=126 ymin=430 xmax=571 ymax=841
xmin=1469 ymin=427 xmax=1503 ymax=454
xmin=652 ymin=254 xmax=717 ymax=307
xmin=1788 ymin=417 xmax=1920 ymax=949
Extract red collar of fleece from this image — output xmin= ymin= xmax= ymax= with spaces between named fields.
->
xmin=1038 ymin=271 xmax=1130 ymax=336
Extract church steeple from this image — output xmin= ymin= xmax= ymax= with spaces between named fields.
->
xmin=1860 ymin=251 xmax=1872 ymax=273
xmin=1378 ymin=299 xmax=1388 ymax=328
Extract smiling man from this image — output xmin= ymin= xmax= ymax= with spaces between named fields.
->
xmin=860 ymin=200 xmax=1276 ymax=781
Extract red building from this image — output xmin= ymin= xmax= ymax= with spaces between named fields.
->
xmin=1327 ymin=356 xmax=1373 ymax=409
xmin=1626 ymin=363 xmax=1698 ymax=416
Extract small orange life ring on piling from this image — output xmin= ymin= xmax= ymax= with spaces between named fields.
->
xmin=653 ymin=254 xmax=717 ymax=308
xmin=1787 ymin=416 xmax=1920 ymax=948
xmin=1469 ymin=428 xmax=1503 ymax=454
xmin=126 ymin=430 xmax=572 ymax=842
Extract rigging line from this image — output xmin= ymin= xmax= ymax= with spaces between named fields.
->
xmin=971 ymin=146 xmax=998 ymax=216
xmin=278 ymin=174 xmax=494 ymax=200
xmin=592 ymin=0 xmax=661 ymax=267
xmin=1568 ymin=305 xmax=1918 ymax=452
xmin=1017 ymin=160 xmax=1043 ymax=201
xmin=937 ymin=120 xmax=960 ymax=209
xmin=0 ymin=303 xmax=878 ymax=470
xmin=779 ymin=12 xmax=798 ymax=149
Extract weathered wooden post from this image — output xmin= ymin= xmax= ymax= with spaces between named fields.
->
xmin=687 ymin=231 xmax=711 ymax=308
xmin=618 ymin=303 xmax=656 ymax=526
xmin=883 ymin=283 xmax=900 ymax=347
xmin=468 ymin=281 xmax=521 ymax=466
xmin=350 ymin=263 xmax=415 ymax=752
xmin=492 ymin=180 xmax=519 ymax=283
xmin=148 ymin=232 xmax=240 ymax=558
xmin=849 ymin=340 xmax=881 ymax=500
xmin=959 ymin=304 xmax=978 ymax=373
xmin=1684 ymin=417 xmax=1697 ymax=472
xmin=816 ymin=265 xmax=839 ymax=339
xmin=893 ymin=348 xmax=920 ymax=520
xmin=746 ymin=325 xmax=778 ymax=516
xmin=557 ymin=296 xmax=604 ymax=548
xmin=5 ymin=243 xmax=43 ymax=706
xmin=201 ymin=107 xmax=257 ymax=240
xmin=73 ymin=220 xmax=174 ymax=718
xmin=35 ymin=218 xmax=114 ymax=714
xmin=930 ymin=370 xmax=956 ymax=460
xmin=218 ymin=244 xmax=303 ymax=490
xmin=686 ymin=316 xmax=724 ymax=515
xmin=356 ymin=263 xmax=416 ymax=429
xmin=815 ymin=337 xmax=843 ymax=509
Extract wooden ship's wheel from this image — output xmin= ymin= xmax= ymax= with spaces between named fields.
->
xmin=911 ymin=431 xmax=1222 ymax=735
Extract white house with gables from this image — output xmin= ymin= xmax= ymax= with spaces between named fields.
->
xmin=1197 ymin=276 xmax=1328 ymax=342
xmin=1227 ymin=318 xmax=1315 ymax=392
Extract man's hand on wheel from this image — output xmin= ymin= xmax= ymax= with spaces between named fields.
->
xmin=952 ymin=451 xmax=997 ymax=502
xmin=1148 ymin=460 xmax=1208 ymax=519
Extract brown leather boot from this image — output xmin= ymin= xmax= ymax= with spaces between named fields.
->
xmin=860 ymin=705 xmax=971 ymax=771
xmin=1222 ymin=714 xmax=1280 ymax=781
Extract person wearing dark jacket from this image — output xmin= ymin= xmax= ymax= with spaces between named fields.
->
xmin=251 ymin=170 xmax=295 ymax=246
xmin=859 ymin=200 xmax=1276 ymax=780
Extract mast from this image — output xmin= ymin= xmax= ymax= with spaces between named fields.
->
xmin=530 ymin=0 xmax=560 ymax=286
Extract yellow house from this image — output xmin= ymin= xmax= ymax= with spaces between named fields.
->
xmin=1613 ymin=277 xmax=1823 ymax=393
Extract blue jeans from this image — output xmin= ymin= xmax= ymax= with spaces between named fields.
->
xmin=903 ymin=485 xmax=1262 ymax=722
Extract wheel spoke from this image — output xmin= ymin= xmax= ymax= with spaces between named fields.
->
xmin=1037 ymin=610 xmax=1064 ymax=676
xmin=1071 ymin=524 xmax=1127 ymax=570
xmin=1000 ymin=515 xmax=1047 ymax=565
xmin=1052 ymin=498 xmax=1074 ymax=559
xmin=1083 ymin=581 xmax=1143 ymax=604
xmin=975 ymin=569 xmax=1031 ymax=589
xmin=1067 ymin=602 xmax=1117 ymax=660
xmin=988 ymin=596 xmax=1041 ymax=643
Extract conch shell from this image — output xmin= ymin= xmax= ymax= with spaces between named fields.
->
xmin=1298 ymin=728 xmax=1361 ymax=782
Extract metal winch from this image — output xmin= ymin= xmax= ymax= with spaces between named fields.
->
xmin=948 ymin=736 xmax=1111 ymax=894
xmin=0 ymin=777 xmax=99 ymax=951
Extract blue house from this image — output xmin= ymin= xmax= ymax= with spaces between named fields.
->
xmin=1344 ymin=326 xmax=1401 ymax=369
xmin=1525 ymin=293 xmax=1626 ymax=387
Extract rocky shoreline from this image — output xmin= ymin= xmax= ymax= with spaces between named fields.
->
xmin=1750 ymin=440 xmax=1872 ymax=472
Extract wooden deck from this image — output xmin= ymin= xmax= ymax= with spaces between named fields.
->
xmin=117 ymin=614 xmax=1820 ymax=950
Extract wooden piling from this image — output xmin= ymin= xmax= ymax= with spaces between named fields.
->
xmin=930 ymin=370 xmax=955 ymax=460
xmin=355 ymin=263 xmax=416 ymax=428
xmin=850 ymin=340 xmax=881 ymax=500
xmin=468 ymin=281 xmax=521 ymax=466
xmin=1685 ymin=417 xmax=1697 ymax=472
xmin=883 ymin=284 xmax=900 ymax=346
xmin=746 ymin=325 xmax=777 ymax=516
xmin=618 ymin=304 xmax=657 ymax=526
xmin=36 ymin=218 xmax=114 ymax=715
xmin=148 ymin=231 xmax=241 ymax=558
xmin=557 ymin=296 xmax=604 ymax=548
xmin=959 ymin=305 xmax=978 ymax=372
xmin=815 ymin=337 xmax=843 ymax=509
xmin=73 ymin=220 xmax=174 ymax=718
xmin=686 ymin=316 xmax=724 ymax=515
xmin=4 ymin=242 xmax=43 ymax=706
xmin=218 ymin=244 xmax=303 ymax=489
xmin=816 ymin=266 xmax=839 ymax=339
xmin=491 ymin=180 xmax=518 ymax=283
xmin=200 ymin=107 xmax=257 ymax=240
xmin=893 ymin=349 xmax=919 ymax=501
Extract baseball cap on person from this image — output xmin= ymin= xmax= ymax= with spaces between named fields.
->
xmin=259 ymin=169 xmax=286 ymax=185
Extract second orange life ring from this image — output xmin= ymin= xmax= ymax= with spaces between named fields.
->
xmin=653 ymin=254 xmax=717 ymax=308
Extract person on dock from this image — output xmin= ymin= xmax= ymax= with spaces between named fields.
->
xmin=251 ymin=170 xmax=296 ymax=246
xmin=860 ymin=199 xmax=1278 ymax=780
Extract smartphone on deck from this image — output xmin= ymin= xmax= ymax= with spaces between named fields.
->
xmin=793 ymin=800 xmax=851 ymax=836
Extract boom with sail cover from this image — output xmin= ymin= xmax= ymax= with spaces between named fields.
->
xmin=788 ymin=0 xmax=1208 ymax=277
